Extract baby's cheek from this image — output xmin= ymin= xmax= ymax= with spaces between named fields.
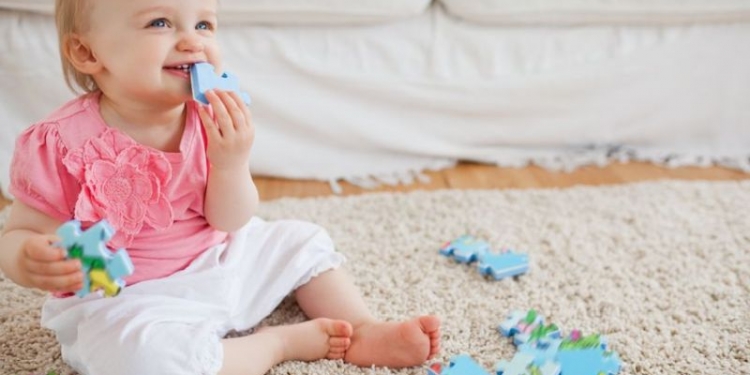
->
xmin=207 ymin=49 xmax=223 ymax=73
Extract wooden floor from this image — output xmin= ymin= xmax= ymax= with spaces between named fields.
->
xmin=253 ymin=162 xmax=748 ymax=200
xmin=0 ymin=162 xmax=747 ymax=209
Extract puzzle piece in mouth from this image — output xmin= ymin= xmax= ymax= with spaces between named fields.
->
xmin=191 ymin=62 xmax=251 ymax=106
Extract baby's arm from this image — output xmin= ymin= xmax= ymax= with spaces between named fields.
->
xmin=0 ymin=201 xmax=83 ymax=292
xmin=199 ymin=89 xmax=260 ymax=232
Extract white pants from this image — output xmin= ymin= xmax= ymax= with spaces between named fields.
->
xmin=41 ymin=217 xmax=346 ymax=375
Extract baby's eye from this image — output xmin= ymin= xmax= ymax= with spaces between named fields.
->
xmin=148 ymin=18 xmax=170 ymax=28
xmin=196 ymin=21 xmax=214 ymax=31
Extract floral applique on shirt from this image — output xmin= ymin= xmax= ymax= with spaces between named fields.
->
xmin=62 ymin=128 xmax=175 ymax=246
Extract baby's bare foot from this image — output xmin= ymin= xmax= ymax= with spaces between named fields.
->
xmin=259 ymin=318 xmax=353 ymax=361
xmin=344 ymin=315 xmax=441 ymax=368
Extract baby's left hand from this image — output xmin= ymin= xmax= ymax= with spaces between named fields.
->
xmin=197 ymin=89 xmax=254 ymax=170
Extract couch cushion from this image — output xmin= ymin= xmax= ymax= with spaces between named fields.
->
xmin=0 ymin=0 xmax=432 ymax=25
xmin=439 ymin=0 xmax=750 ymax=25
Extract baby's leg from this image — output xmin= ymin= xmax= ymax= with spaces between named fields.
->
xmin=219 ymin=318 xmax=353 ymax=375
xmin=295 ymin=268 xmax=441 ymax=368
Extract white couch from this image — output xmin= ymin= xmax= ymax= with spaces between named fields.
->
xmin=2 ymin=0 xmax=749 ymax=197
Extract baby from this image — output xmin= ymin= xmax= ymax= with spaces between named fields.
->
xmin=0 ymin=0 xmax=440 ymax=374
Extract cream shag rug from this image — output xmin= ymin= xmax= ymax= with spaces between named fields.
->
xmin=1 ymin=180 xmax=749 ymax=375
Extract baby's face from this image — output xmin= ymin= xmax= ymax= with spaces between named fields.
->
xmin=85 ymin=0 xmax=222 ymax=105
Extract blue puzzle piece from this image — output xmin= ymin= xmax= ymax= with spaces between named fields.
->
xmin=556 ymin=348 xmax=621 ymax=375
xmin=498 ymin=311 xmax=623 ymax=375
xmin=477 ymin=251 xmax=529 ymax=280
xmin=439 ymin=235 xmax=490 ymax=263
xmin=499 ymin=310 xmax=544 ymax=338
xmin=517 ymin=329 xmax=616 ymax=368
xmin=439 ymin=355 xmax=491 ymax=375
xmin=556 ymin=330 xmax=610 ymax=353
xmin=106 ymin=248 xmax=134 ymax=282
xmin=190 ymin=62 xmax=251 ymax=106
xmin=513 ymin=322 xmax=561 ymax=347
xmin=496 ymin=352 xmax=560 ymax=375
xmin=499 ymin=311 xmax=531 ymax=337
xmin=518 ymin=338 xmax=562 ymax=367
xmin=56 ymin=220 xmax=134 ymax=298
xmin=498 ymin=310 xmax=561 ymax=346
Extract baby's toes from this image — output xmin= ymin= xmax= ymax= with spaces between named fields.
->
xmin=327 ymin=336 xmax=351 ymax=359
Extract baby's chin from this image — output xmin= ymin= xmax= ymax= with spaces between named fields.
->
xmin=156 ymin=89 xmax=194 ymax=106
xmin=179 ymin=91 xmax=195 ymax=103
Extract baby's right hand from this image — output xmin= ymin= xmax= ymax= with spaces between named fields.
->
xmin=19 ymin=235 xmax=83 ymax=293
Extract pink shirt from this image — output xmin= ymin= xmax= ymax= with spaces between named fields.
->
xmin=9 ymin=93 xmax=228 ymax=285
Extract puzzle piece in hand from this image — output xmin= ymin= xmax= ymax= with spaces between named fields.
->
xmin=496 ymin=352 xmax=561 ymax=375
xmin=555 ymin=347 xmax=621 ymax=375
xmin=56 ymin=220 xmax=134 ymax=298
xmin=432 ymin=355 xmax=491 ymax=375
xmin=190 ymin=62 xmax=251 ymax=106
xmin=439 ymin=235 xmax=490 ymax=263
xmin=477 ymin=251 xmax=529 ymax=280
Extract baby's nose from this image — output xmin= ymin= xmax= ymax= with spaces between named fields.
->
xmin=177 ymin=34 xmax=204 ymax=53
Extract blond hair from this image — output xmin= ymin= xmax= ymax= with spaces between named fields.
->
xmin=55 ymin=0 xmax=96 ymax=93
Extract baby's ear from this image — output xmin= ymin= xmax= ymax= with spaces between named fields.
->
xmin=63 ymin=33 xmax=103 ymax=75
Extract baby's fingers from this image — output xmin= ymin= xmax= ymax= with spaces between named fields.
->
xmin=24 ymin=235 xmax=65 ymax=262
xmin=228 ymin=91 xmax=251 ymax=113
xmin=24 ymin=257 xmax=82 ymax=277
xmin=227 ymin=91 xmax=253 ymax=129
xmin=198 ymin=104 xmax=221 ymax=140
xmin=217 ymin=91 xmax=247 ymax=131
xmin=21 ymin=250 xmax=83 ymax=291
xmin=205 ymin=90 xmax=234 ymax=136
xmin=21 ymin=235 xmax=85 ymax=292
xmin=26 ymin=272 xmax=84 ymax=293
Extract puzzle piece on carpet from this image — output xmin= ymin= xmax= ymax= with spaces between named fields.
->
xmin=498 ymin=311 xmax=622 ymax=375
xmin=499 ymin=310 xmax=544 ymax=339
xmin=439 ymin=235 xmax=490 ymax=263
xmin=560 ymin=330 xmax=609 ymax=351
xmin=190 ymin=62 xmax=251 ymax=106
xmin=517 ymin=338 xmax=563 ymax=367
xmin=499 ymin=310 xmax=562 ymax=346
xmin=512 ymin=320 xmax=561 ymax=347
xmin=496 ymin=352 xmax=561 ymax=375
xmin=555 ymin=347 xmax=622 ymax=375
xmin=518 ymin=332 xmax=611 ymax=368
xmin=427 ymin=354 xmax=491 ymax=375
xmin=517 ymin=340 xmax=620 ymax=375
xmin=477 ymin=251 xmax=529 ymax=280
xmin=56 ymin=220 xmax=134 ymax=298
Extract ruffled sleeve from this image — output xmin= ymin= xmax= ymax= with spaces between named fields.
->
xmin=9 ymin=122 xmax=80 ymax=221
